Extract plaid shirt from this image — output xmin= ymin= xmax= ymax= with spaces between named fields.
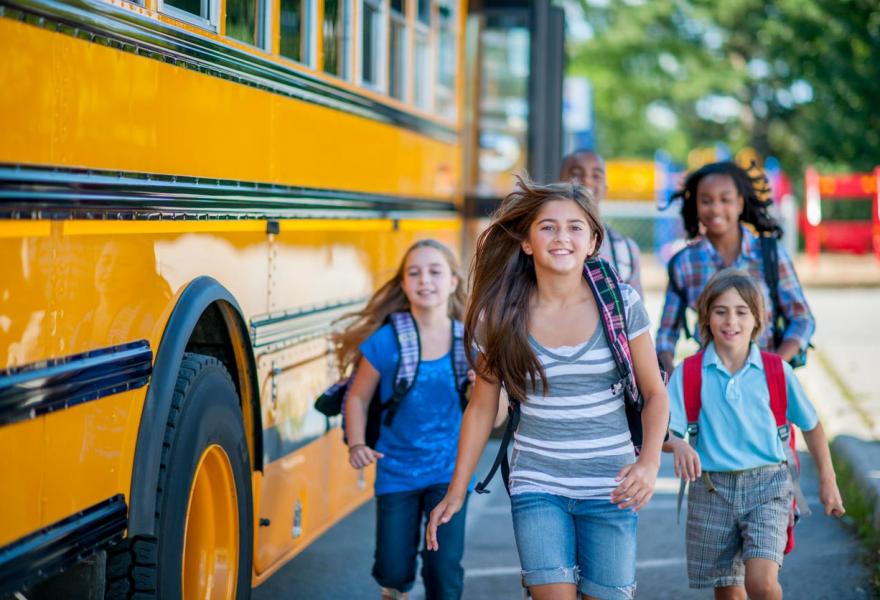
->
xmin=656 ymin=225 xmax=815 ymax=355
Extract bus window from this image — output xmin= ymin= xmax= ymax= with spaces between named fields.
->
xmin=413 ymin=0 xmax=430 ymax=109
xmin=361 ymin=0 xmax=384 ymax=90
xmin=436 ymin=0 xmax=456 ymax=119
xmin=322 ymin=0 xmax=352 ymax=79
xmin=389 ymin=0 xmax=407 ymax=101
xmin=226 ymin=0 xmax=260 ymax=46
xmin=280 ymin=0 xmax=314 ymax=65
xmin=162 ymin=0 xmax=215 ymax=28
xmin=475 ymin=12 xmax=529 ymax=198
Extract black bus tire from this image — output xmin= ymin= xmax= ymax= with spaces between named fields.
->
xmin=107 ymin=353 xmax=253 ymax=600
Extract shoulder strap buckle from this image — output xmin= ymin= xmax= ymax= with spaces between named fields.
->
xmin=777 ymin=423 xmax=790 ymax=442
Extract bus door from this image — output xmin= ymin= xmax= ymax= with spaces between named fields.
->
xmin=463 ymin=0 xmax=565 ymax=244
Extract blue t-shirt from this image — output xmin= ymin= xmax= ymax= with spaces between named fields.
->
xmin=668 ymin=342 xmax=819 ymax=472
xmin=360 ymin=322 xmax=465 ymax=495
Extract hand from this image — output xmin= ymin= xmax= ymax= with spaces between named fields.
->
xmin=348 ymin=444 xmax=384 ymax=469
xmin=669 ymin=437 xmax=701 ymax=481
xmin=611 ymin=458 xmax=659 ymax=511
xmin=425 ymin=493 xmax=466 ymax=551
xmin=819 ymin=478 xmax=845 ymax=517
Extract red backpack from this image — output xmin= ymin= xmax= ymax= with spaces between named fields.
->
xmin=679 ymin=351 xmax=810 ymax=554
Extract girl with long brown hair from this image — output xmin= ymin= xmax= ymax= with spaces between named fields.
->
xmin=338 ymin=239 xmax=473 ymax=600
xmin=426 ymin=178 xmax=669 ymax=600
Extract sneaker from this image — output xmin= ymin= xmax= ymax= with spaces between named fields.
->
xmin=380 ymin=587 xmax=409 ymax=600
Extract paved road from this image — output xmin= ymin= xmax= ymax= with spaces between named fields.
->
xmin=253 ymin=444 xmax=870 ymax=599
xmin=254 ymin=287 xmax=876 ymax=599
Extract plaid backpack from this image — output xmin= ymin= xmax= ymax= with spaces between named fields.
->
xmin=476 ymin=258 xmax=658 ymax=495
xmin=676 ymin=350 xmax=810 ymax=554
xmin=314 ymin=312 xmax=470 ymax=448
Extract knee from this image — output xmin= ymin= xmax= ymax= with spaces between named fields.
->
xmin=744 ymin=572 xmax=779 ymax=599
xmin=374 ymin=554 xmax=416 ymax=590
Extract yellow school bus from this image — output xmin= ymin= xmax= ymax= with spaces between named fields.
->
xmin=0 ymin=0 xmax=564 ymax=596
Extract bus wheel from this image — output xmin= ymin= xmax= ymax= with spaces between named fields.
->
xmin=107 ymin=353 xmax=253 ymax=600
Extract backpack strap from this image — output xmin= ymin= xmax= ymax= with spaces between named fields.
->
xmin=605 ymin=225 xmax=634 ymax=283
xmin=382 ymin=312 xmax=421 ymax=426
xmin=760 ymin=235 xmax=785 ymax=349
xmin=676 ymin=352 xmax=704 ymax=523
xmin=761 ymin=351 xmax=811 ymax=517
xmin=667 ymin=247 xmax=692 ymax=340
xmin=475 ymin=398 xmax=521 ymax=495
xmin=583 ymin=259 xmax=642 ymax=451
xmin=451 ymin=319 xmax=470 ymax=411
xmin=583 ymin=259 xmax=636 ymax=402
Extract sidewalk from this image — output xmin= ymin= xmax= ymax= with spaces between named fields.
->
xmin=639 ymin=252 xmax=880 ymax=292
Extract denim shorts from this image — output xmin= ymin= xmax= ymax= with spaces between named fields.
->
xmin=510 ymin=492 xmax=638 ymax=599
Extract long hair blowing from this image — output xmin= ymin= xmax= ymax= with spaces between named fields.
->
xmin=464 ymin=176 xmax=603 ymax=401
xmin=671 ymin=161 xmax=782 ymax=239
xmin=333 ymin=239 xmax=466 ymax=377
xmin=696 ymin=268 xmax=766 ymax=346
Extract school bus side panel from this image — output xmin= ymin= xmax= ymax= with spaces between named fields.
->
xmin=0 ymin=223 xmax=269 ymax=546
xmin=252 ymin=219 xmax=461 ymax=580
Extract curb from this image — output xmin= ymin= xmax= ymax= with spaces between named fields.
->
xmin=831 ymin=435 xmax=880 ymax=531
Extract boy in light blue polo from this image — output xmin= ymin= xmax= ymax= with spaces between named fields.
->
xmin=664 ymin=269 xmax=844 ymax=599
xmin=667 ymin=342 xmax=817 ymax=473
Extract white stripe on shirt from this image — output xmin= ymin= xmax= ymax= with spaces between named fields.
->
xmin=525 ymin=387 xmax=618 ymax=406
xmin=513 ymin=469 xmax=620 ymax=487
xmin=520 ymin=399 xmax=623 ymax=420
xmin=515 ymin=443 xmax=635 ymax=461
xmin=514 ymin=430 xmax=633 ymax=450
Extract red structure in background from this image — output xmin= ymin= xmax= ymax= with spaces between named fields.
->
xmin=803 ymin=167 xmax=880 ymax=262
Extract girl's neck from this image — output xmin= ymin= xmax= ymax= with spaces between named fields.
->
xmin=707 ymin=224 xmax=743 ymax=266
xmin=713 ymin=340 xmax=751 ymax=374
xmin=533 ymin=267 xmax=589 ymax=308
xmin=409 ymin=305 xmax=451 ymax=330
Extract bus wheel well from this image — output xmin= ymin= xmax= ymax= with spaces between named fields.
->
xmin=185 ymin=300 xmax=263 ymax=474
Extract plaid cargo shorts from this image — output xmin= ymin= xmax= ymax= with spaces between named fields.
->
xmin=685 ymin=463 xmax=793 ymax=589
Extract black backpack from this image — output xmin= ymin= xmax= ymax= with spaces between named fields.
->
xmin=314 ymin=312 xmax=471 ymax=448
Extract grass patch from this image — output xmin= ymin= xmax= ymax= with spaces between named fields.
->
xmin=816 ymin=348 xmax=876 ymax=431
xmin=832 ymin=447 xmax=880 ymax=592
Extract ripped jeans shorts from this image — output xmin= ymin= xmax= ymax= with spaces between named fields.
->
xmin=510 ymin=492 xmax=638 ymax=600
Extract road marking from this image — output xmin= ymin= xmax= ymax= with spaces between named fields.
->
xmin=462 ymin=557 xmax=687 ymax=580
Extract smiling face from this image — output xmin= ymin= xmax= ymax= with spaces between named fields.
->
xmin=520 ymin=199 xmax=598 ymax=275
xmin=560 ymin=151 xmax=607 ymax=204
xmin=399 ymin=245 xmax=458 ymax=312
xmin=695 ymin=174 xmax=744 ymax=238
xmin=707 ymin=287 xmax=758 ymax=353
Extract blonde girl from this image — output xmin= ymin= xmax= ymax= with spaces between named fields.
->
xmin=339 ymin=239 xmax=472 ymax=600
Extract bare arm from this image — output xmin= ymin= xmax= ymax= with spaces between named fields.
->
xmin=802 ymin=422 xmax=845 ymax=517
xmin=776 ymin=339 xmax=802 ymax=364
xmin=426 ymin=367 xmax=501 ymax=550
xmin=611 ymin=331 xmax=670 ymax=510
xmin=344 ymin=357 xmax=385 ymax=468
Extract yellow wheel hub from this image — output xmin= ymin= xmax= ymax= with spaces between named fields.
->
xmin=182 ymin=444 xmax=240 ymax=600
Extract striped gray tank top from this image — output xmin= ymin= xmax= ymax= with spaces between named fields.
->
xmin=509 ymin=284 xmax=651 ymax=499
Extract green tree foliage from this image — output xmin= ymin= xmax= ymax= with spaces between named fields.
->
xmin=570 ymin=0 xmax=880 ymax=177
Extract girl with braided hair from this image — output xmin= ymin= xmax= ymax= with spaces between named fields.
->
xmin=656 ymin=161 xmax=815 ymax=375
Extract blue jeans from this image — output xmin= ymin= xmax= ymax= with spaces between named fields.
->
xmin=510 ymin=492 xmax=638 ymax=600
xmin=373 ymin=484 xmax=468 ymax=600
